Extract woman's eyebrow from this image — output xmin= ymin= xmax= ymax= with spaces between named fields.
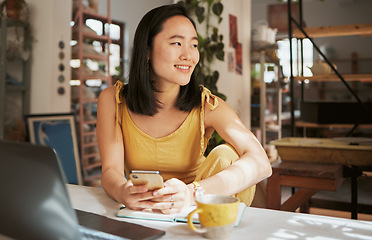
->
xmin=169 ymin=35 xmax=198 ymax=41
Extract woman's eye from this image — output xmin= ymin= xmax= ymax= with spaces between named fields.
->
xmin=192 ymin=44 xmax=198 ymax=48
xmin=172 ymin=42 xmax=181 ymax=46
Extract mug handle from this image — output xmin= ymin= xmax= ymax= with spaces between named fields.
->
xmin=187 ymin=208 xmax=206 ymax=233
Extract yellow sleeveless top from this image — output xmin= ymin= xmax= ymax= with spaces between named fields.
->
xmin=114 ymin=81 xmax=218 ymax=184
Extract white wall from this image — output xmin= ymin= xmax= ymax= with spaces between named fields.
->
xmin=213 ymin=0 xmax=252 ymax=126
xmin=28 ymin=0 xmax=72 ymax=114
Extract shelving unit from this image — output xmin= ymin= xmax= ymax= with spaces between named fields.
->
xmin=287 ymin=0 xmax=372 ymax=137
xmin=0 ymin=15 xmax=31 ymax=140
xmin=286 ymin=0 xmax=372 ymax=220
xmin=71 ymin=0 xmax=112 ymax=184
xmin=251 ymin=49 xmax=283 ymax=146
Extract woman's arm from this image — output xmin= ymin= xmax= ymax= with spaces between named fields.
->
xmin=199 ymin=96 xmax=272 ymax=195
xmin=154 ymin=96 xmax=272 ymax=213
xmin=97 ymin=86 xmax=127 ymax=201
xmin=97 ymin=87 xmax=155 ymax=210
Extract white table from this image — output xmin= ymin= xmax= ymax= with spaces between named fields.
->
xmin=67 ymin=184 xmax=372 ymax=240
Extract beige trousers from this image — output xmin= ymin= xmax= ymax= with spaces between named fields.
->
xmin=194 ymin=144 xmax=256 ymax=206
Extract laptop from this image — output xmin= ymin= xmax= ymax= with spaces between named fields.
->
xmin=0 ymin=140 xmax=165 ymax=240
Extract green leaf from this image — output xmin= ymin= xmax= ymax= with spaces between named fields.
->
xmin=216 ymin=51 xmax=224 ymax=61
xmin=219 ymin=34 xmax=223 ymax=42
xmin=195 ymin=6 xmax=205 ymax=18
xmin=217 ymin=42 xmax=224 ymax=50
xmin=211 ymin=33 xmax=218 ymax=42
xmin=197 ymin=15 xmax=205 ymax=24
xmin=212 ymin=2 xmax=223 ymax=16
xmin=212 ymin=70 xmax=219 ymax=79
xmin=207 ymin=53 xmax=214 ymax=63
xmin=211 ymin=71 xmax=219 ymax=84
xmin=212 ymin=27 xmax=218 ymax=35
xmin=199 ymin=51 xmax=205 ymax=63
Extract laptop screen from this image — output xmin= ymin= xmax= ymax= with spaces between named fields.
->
xmin=0 ymin=140 xmax=165 ymax=240
xmin=0 ymin=140 xmax=82 ymax=239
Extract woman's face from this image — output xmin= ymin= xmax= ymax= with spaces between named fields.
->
xmin=149 ymin=15 xmax=199 ymax=88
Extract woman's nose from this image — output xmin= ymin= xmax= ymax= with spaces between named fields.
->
xmin=180 ymin=47 xmax=191 ymax=61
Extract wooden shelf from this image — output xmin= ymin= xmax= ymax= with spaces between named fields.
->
xmin=296 ymin=120 xmax=372 ymax=129
xmin=294 ymin=73 xmax=372 ymax=82
xmin=6 ymin=84 xmax=27 ymax=91
xmin=293 ymin=23 xmax=372 ymax=38
xmin=83 ymin=141 xmax=98 ymax=148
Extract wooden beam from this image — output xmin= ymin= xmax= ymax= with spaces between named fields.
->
xmin=294 ymin=73 xmax=372 ymax=82
xmin=280 ymin=175 xmax=340 ymax=191
xmin=281 ymin=189 xmax=317 ymax=212
xmin=293 ymin=23 xmax=372 ymax=38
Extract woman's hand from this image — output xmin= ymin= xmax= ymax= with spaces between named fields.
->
xmin=121 ymin=178 xmax=193 ymax=214
xmin=121 ymin=180 xmax=158 ymax=211
xmin=151 ymin=178 xmax=194 ymax=214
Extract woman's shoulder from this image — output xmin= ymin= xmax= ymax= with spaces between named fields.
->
xmin=201 ymin=86 xmax=221 ymax=111
xmin=98 ymin=85 xmax=116 ymax=100
xmin=98 ymin=81 xmax=125 ymax=104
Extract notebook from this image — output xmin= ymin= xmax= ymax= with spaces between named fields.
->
xmin=0 ymin=140 xmax=165 ymax=240
xmin=116 ymin=202 xmax=247 ymax=227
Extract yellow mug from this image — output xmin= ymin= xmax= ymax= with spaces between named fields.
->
xmin=187 ymin=194 xmax=240 ymax=239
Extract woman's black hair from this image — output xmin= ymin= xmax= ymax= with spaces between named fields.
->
xmin=122 ymin=3 xmax=202 ymax=116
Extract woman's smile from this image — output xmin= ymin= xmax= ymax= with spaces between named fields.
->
xmin=175 ymin=65 xmax=191 ymax=70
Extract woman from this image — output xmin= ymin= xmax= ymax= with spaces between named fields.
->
xmin=97 ymin=4 xmax=272 ymax=214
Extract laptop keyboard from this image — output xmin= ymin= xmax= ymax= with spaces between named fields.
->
xmin=78 ymin=225 xmax=129 ymax=240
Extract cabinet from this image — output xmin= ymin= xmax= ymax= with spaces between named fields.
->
xmin=251 ymin=49 xmax=283 ymax=146
xmin=0 ymin=15 xmax=31 ymax=140
xmin=287 ymin=0 xmax=372 ymax=137
xmin=71 ymin=0 xmax=113 ymax=184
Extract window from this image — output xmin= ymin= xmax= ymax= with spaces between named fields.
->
xmin=277 ymin=38 xmax=313 ymax=79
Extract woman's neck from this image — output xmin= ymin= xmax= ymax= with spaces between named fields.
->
xmin=155 ymin=84 xmax=180 ymax=110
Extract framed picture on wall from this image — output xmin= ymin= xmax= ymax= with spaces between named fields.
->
xmin=25 ymin=113 xmax=82 ymax=185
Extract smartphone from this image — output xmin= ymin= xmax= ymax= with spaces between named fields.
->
xmin=129 ymin=170 xmax=164 ymax=191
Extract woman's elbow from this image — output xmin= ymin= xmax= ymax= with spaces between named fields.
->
xmin=264 ymin=164 xmax=273 ymax=179
xmin=259 ymin=157 xmax=272 ymax=180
